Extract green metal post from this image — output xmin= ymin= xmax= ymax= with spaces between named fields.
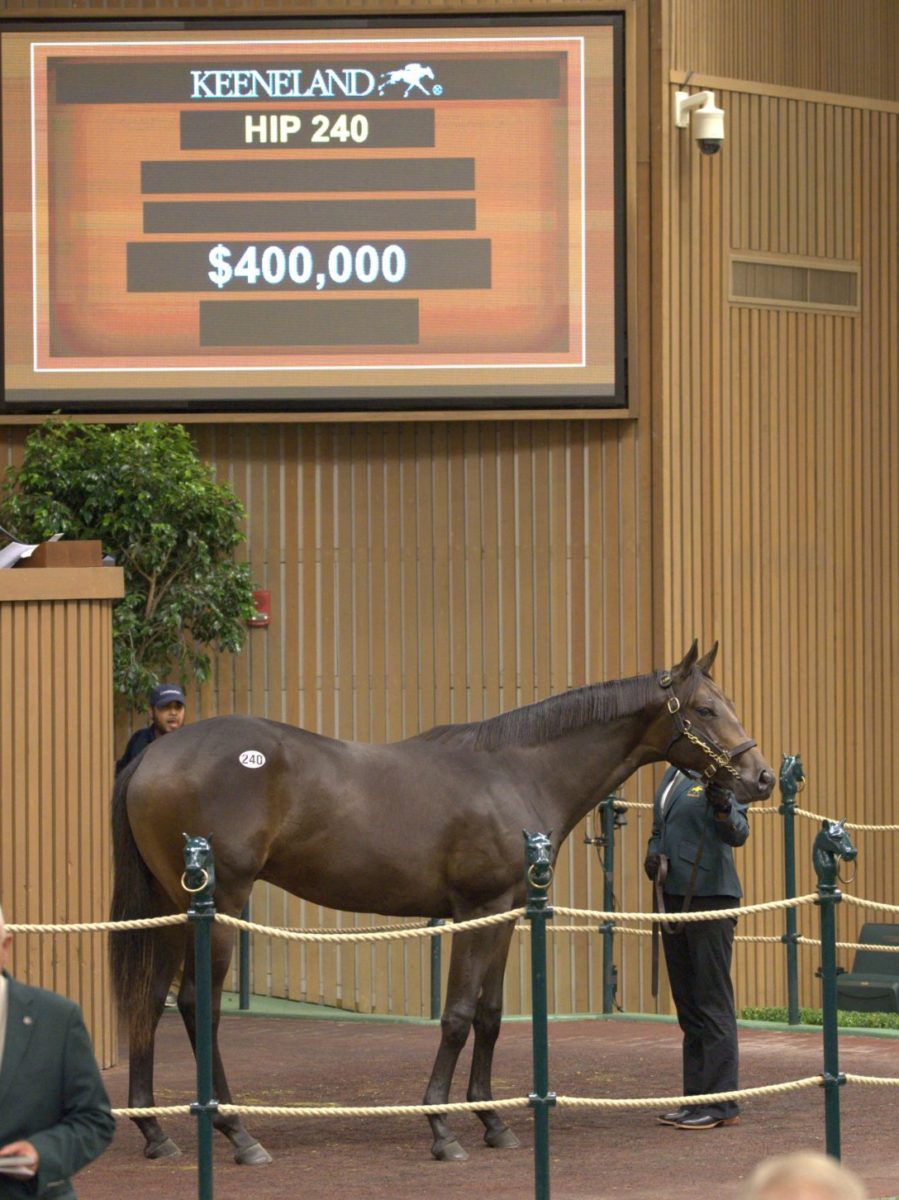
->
xmin=184 ymin=836 xmax=218 ymax=1200
xmin=597 ymin=795 xmax=618 ymax=1014
xmin=428 ymin=919 xmax=444 ymax=1020
xmin=812 ymin=825 xmax=850 ymax=1160
xmin=238 ymin=899 xmax=251 ymax=1011
xmin=524 ymin=831 xmax=555 ymax=1200
xmin=779 ymin=754 xmax=804 ymax=1025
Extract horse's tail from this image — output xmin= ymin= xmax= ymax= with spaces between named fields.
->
xmin=109 ymin=759 xmax=168 ymax=1051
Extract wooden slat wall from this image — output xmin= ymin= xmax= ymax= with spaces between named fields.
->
xmin=0 ymin=585 xmax=118 ymax=1065
xmin=669 ymin=0 xmax=899 ymax=104
xmin=662 ymin=72 xmax=899 ymax=1012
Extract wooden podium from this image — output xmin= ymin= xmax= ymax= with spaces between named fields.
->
xmin=0 ymin=542 xmax=124 ymax=1066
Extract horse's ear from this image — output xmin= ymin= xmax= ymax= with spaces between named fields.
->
xmin=670 ymin=640 xmax=699 ymax=680
xmin=696 ymin=642 xmax=719 ymax=676
xmin=182 ymin=831 xmax=189 ymax=844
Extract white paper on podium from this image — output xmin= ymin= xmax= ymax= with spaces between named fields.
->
xmin=0 ymin=532 xmax=64 ymax=569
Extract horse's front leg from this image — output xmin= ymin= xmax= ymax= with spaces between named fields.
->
xmin=467 ymin=922 xmax=520 ymax=1149
xmin=178 ymin=924 xmax=273 ymax=1165
xmin=423 ymin=923 xmax=509 ymax=1162
xmin=422 ymin=928 xmax=483 ymax=1161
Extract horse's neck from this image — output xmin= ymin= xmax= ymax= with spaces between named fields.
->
xmin=520 ymin=711 xmax=660 ymax=843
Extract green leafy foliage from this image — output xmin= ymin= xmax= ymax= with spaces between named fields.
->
xmin=741 ymin=1005 xmax=899 ymax=1030
xmin=0 ymin=420 xmax=257 ymax=709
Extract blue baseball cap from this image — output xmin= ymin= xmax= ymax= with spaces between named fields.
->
xmin=149 ymin=683 xmax=186 ymax=708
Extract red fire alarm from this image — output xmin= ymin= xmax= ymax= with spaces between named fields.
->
xmin=247 ymin=589 xmax=271 ymax=627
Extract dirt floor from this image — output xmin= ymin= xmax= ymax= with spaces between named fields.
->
xmin=77 ymin=1008 xmax=899 ymax=1200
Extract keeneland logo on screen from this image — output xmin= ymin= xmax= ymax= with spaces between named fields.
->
xmin=189 ymin=63 xmax=440 ymax=101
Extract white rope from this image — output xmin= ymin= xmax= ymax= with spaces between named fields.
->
xmin=553 ymin=896 xmax=819 ymax=923
xmin=843 ymin=895 xmax=899 ymax=915
xmin=554 ymin=1077 xmax=823 ymax=1110
xmin=626 ymin=798 xmax=899 ymax=832
xmin=215 ymin=908 xmax=524 ymax=942
xmin=791 ymin=807 xmax=899 ymax=832
xmin=6 ymin=914 xmax=187 ymax=934
xmin=111 ymin=1076 xmax=827 ymax=1122
xmin=844 ymin=1074 xmax=899 ymax=1088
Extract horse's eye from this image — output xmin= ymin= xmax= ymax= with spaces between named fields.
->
xmin=695 ymin=705 xmax=715 ymax=718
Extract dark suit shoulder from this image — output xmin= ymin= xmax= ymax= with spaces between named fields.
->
xmin=8 ymin=975 xmax=80 ymax=1019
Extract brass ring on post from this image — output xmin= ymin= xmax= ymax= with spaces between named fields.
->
xmin=181 ymin=868 xmax=210 ymax=894
xmin=527 ymin=863 xmax=553 ymax=890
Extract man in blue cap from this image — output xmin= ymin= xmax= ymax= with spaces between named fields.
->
xmin=115 ymin=683 xmax=187 ymax=1007
xmin=115 ymin=683 xmax=186 ymax=776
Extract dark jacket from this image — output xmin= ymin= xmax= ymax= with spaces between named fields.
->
xmin=0 ymin=973 xmax=114 ymax=1199
xmin=115 ymin=725 xmax=156 ymax=776
xmin=647 ymin=767 xmax=749 ymax=898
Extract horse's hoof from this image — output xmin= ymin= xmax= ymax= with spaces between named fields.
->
xmin=144 ymin=1137 xmax=181 ymax=1160
xmin=234 ymin=1141 xmax=273 ymax=1166
xmin=484 ymin=1126 xmax=520 ymax=1149
xmin=431 ymin=1137 xmax=469 ymax=1162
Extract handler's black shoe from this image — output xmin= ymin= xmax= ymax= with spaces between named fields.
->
xmin=674 ymin=1113 xmax=741 ymax=1130
xmin=656 ymin=1107 xmax=693 ymax=1126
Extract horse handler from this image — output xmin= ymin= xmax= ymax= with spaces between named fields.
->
xmin=644 ymin=766 xmax=749 ymax=1130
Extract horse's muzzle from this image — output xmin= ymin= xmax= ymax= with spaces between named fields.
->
xmin=757 ymin=766 xmax=776 ymax=796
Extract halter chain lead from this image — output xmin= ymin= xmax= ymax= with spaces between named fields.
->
xmin=658 ymin=672 xmax=755 ymax=781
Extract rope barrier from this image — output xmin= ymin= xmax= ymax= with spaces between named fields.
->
xmin=844 ymin=1074 xmax=899 ymax=1088
xmin=553 ymin=896 xmax=820 ymax=923
xmin=8 ymin=895 xmax=854 ymax=941
xmin=115 ymin=1073 xmax=871 ymax=1123
xmin=215 ymin=908 xmax=523 ymax=942
xmin=6 ymin=914 xmax=187 ymax=934
xmin=594 ymin=797 xmax=899 ymax=833
xmin=843 ymin=895 xmax=899 ymax=915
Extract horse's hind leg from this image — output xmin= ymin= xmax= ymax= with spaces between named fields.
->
xmin=467 ymin=923 xmax=519 ymax=1149
xmin=423 ymin=923 xmax=509 ymax=1162
xmin=127 ymin=925 xmax=185 ymax=1159
xmin=178 ymin=921 xmax=273 ymax=1165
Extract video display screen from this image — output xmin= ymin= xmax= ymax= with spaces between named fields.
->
xmin=1 ymin=19 xmax=624 ymax=412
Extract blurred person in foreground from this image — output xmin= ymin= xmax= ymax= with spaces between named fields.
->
xmin=0 ymin=903 xmax=114 ymax=1197
xmin=736 ymin=1149 xmax=867 ymax=1200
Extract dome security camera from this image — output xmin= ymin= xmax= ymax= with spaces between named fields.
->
xmin=692 ymin=104 xmax=725 ymax=155
xmin=674 ymin=90 xmax=725 ymax=155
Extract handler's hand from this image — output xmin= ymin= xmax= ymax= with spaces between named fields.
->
xmin=706 ymin=780 xmax=735 ymax=814
xmin=643 ymin=852 xmax=661 ymax=881
xmin=0 ymin=1140 xmax=39 ymax=1178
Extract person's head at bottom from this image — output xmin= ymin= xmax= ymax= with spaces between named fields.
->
xmin=737 ymin=1150 xmax=866 ymax=1200
xmin=148 ymin=683 xmax=186 ymax=736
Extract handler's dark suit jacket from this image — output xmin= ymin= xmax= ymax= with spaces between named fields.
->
xmin=647 ymin=767 xmax=749 ymax=897
xmin=0 ymin=972 xmax=114 ymax=1199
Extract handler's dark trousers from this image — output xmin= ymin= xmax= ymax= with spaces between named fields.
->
xmin=661 ymin=894 xmax=740 ymax=1120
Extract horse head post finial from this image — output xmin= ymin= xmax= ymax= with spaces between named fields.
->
xmin=182 ymin=832 xmax=216 ymax=904
xmin=812 ymin=819 xmax=858 ymax=892
xmin=779 ymin=754 xmax=805 ymax=809
xmin=523 ymin=830 xmax=554 ymax=907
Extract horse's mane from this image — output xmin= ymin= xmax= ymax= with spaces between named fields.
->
xmin=417 ymin=671 xmax=664 ymax=750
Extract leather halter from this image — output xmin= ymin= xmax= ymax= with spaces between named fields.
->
xmin=658 ymin=671 xmax=756 ymax=781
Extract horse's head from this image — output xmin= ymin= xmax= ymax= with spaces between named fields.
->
xmin=812 ymin=819 xmax=857 ymax=887
xmin=656 ymin=641 xmax=775 ymax=802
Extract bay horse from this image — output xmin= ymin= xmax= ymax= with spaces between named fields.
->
xmin=110 ymin=641 xmax=774 ymax=1164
